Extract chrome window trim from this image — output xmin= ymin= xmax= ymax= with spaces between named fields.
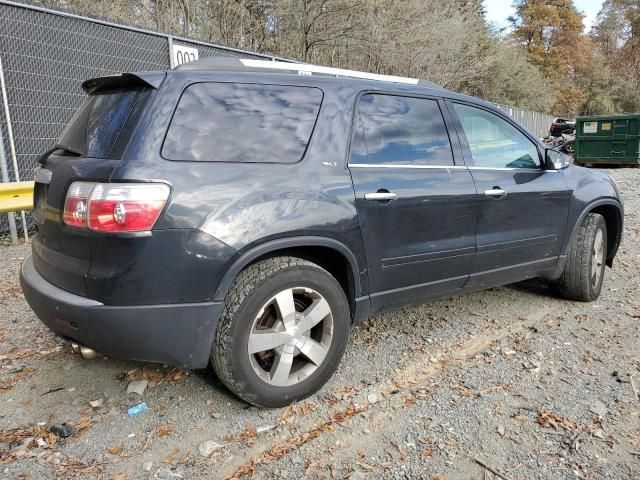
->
xmin=347 ymin=163 xmax=558 ymax=172
xmin=347 ymin=163 xmax=466 ymax=169
xmin=467 ymin=166 xmax=557 ymax=173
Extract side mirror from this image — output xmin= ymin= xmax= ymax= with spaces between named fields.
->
xmin=545 ymin=149 xmax=572 ymax=170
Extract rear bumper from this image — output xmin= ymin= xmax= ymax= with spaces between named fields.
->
xmin=20 ymin=255 xmax=222 ymax=368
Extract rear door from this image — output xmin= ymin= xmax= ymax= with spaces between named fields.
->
xmin=349 ymin=93 xmax=477 ymax=312
xmin=448 ymin=101 xmax=571 ymax=288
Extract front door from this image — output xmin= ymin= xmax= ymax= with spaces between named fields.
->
xmin=449 ymin=102 xmax=571 ymax=289
xmin=349 ymin=93 xmax=477 ymax=312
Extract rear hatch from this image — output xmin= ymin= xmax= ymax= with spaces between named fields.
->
xmin=33 ymin=74 xmax=159 ymax=297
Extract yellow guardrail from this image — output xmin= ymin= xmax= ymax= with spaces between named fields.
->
xmin=0 ymin=181 xmax=34 ymax=213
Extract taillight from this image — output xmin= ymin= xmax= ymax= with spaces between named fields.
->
xmin=63 ymin=182 xmax=170 ymax=232
xmin=63 ymin=182 xmax=93 ymax=228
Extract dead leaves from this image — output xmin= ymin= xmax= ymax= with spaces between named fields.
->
xmin=403 ymin=394 xmax=417 ymax=407
xmin=102 ymin=433 xmax=154 ymax=467
xmin=0 ymin=366 xmax=37 ymax=392
xmin=51 ymin=453 xmax=104 ymax=478
xmin=324 ymin=384 xmax=364 ymax=405
xmin=418 ymin=438 xmax=434 ymax=460
xmin=155 ymin=425 xmax=173 ymax=438
xmin=386 ymin=442 xmax=408 ymax=463
xmin=72 ymin=416 xmax=94 ymax=437
xmin=279 ymin=404 xmax=294 ymax=423
xmin=0 ymin=417 xmax=95 ymax=465
xmin=537 ymin=410 xmax=578 ymax=432
xmin=278 ymin=402 xmax=315 ymax=430
xmin=0 ymin=432 xmax=102 ymax=477
xmin=226 ymin=403 xmax=367 ymax=480
xmin=122 ymin=366 xmax=187 ymax=385
xmin=337 ymin=385 xmax=360 ymax=399
xmin=0 ymin=341 xmax=61 ymax=362
xmin=225 ymin=425 xmax=257 ymax=446
xmin=224 ymin=402 xmax=320 ymax=455
xmin=162 ymin=448 xmax=190 ymax=465
xmin=106 ymin=444 xmax=124 ymax=455
xmin=452 ymin=382 xmax=474 ymax=398
xmin=0 ymin=426 xmax=50 ymax=463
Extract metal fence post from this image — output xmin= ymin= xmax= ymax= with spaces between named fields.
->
xmin=0 ymin=54 xmax=27 ymax=242
xmin=168 ymin=35 xmax=175 ymax=69
xmin=0 ymin=127 xmax=18 ymax=244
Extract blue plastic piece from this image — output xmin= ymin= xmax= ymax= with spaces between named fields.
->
xmin=128 ymin=402 xmax=148 ymax=416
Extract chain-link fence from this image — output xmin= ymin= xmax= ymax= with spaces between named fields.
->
xmin=0 ymin=0 xmax=558 ymax=245
xmin=0 ymin=0 xmax=276 ymax=244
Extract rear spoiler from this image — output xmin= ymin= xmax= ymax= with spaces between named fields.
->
xmin=81 ymin=72 xmax=166 ymax=94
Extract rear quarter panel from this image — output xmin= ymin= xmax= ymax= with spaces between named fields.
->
xmin=111 ymin=74 xmax=368 ymax=297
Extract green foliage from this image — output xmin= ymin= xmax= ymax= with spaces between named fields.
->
xmin=582 ymin=94 xmax=616 ymax=115
xmin=482 ymin=39 xmax=554 ymax=112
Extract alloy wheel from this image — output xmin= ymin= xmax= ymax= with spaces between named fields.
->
xmin=247 ymin=287 xmax=333 ymax=387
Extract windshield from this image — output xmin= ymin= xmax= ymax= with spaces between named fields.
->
xmin=58 ymin=86 xmax=151 ymax=158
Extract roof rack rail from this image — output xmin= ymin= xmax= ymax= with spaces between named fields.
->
xmin=176 ymin=57 xmax=441 ymax=88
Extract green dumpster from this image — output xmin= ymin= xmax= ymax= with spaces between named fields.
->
xmin=575 ymin=113 xmax=640 ymax=167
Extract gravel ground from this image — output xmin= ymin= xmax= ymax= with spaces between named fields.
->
xmin=0 ymin=167 xmax=639 ymax=480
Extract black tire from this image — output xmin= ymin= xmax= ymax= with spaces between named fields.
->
xmin=555 ymin=213 xmax=607 ymax=302
xmin=211 ymin=256 xmax=350 ymax=407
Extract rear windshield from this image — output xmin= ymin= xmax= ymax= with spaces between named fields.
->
xmin=162 ymin=82 xmax=323 ymax=163
xmin=58 ymin=86 xmax=151 ymax=158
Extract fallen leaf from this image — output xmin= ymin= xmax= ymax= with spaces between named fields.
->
xmin=225 ymin=425 xmax=257 ymax=446
xmin=537 ymin=410 xmax=577 ymax=432
xmin=107 ymin=444 xmax=123 ymax=455
xmin=155 ymin=425 xmax=173 ymax=438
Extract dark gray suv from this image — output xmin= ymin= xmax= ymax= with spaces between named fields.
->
xmin=20 ymin=58 xmax=624 ymax=407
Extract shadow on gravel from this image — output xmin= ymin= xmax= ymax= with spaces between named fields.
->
xmin=506 ymin=278 xmax=556 ymax=298
xmin=191 ymin=366 xmax=246 ymax=404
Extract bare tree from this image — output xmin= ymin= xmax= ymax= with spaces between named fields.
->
xmin=36 ymin=0 xmax=558 ymax=111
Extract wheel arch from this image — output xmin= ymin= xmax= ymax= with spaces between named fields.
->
xmin=213 ymin=237 xmax=366 ymax=321
xmin=564 ymin=199 xmax=623 ymax=267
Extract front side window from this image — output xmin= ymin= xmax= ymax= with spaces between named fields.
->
xmin=163 ymin=83 xmax=323 ymax=163
xmin=351 ymin=94 xmax=454 ymax=166
xmin=453 ymin=103 xmax=540 ymax=169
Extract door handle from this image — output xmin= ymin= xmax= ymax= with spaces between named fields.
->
xmin=484 ymin=188 xmax=507 ymax=198
xmin=365 ymin=191 xmax=397 ymax=201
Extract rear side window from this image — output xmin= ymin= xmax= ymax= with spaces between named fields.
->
xmin=163 ymin=83 xmax=323 ymax=163
xmin=351 ymin=94 xmax=453 ymax=166
xmin=58 ymin=86 xmax=151 ymax=158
